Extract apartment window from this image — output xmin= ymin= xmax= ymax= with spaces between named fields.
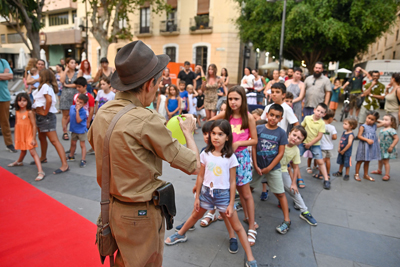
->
xmin=165 ymin=47 xmax=176 ymax=62
xmin=397 ymin=30 xmax=399 ymax=41
xmin=49 ymin=12 xmax=69 ymax=26
xmin=140 ymin=8 xmax=150 ymax=33
xmin=7 ymin=33 xmax=23 ymax=43
xmin=72 ymin=11 xmax=77 ymax=23
xmin=195 ymin=46 xmax=208 ymax=72
xmin=1 ymin=34 xmax=6 ymax=44
xmin=393 ymin=51 xmax=396 ymax=59
xmin=197 ymin=0 xmax=210 ymax=15
xmin=382 ymin=55 xmax=385 ymax=59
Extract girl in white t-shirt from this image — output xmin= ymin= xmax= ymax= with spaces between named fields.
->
xmin=94 ymin=77 xmax=115 ymax=114
xmin=165 ymin=119 xmax=257 ymax=267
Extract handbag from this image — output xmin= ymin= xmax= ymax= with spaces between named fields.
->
xmin=96 ymin=103 xmax=137 ymax=266
xmin=152 ymin=182 xmax=176 ymax=230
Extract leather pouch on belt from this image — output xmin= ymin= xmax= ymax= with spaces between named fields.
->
xmin=153 ymin=182 xmax=176 ymax=230
xmin=96 ymin=214 xmax=118 ymax=264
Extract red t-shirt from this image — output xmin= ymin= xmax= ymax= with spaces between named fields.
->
xmin=73 ymin=92 xmax=95 ymax=117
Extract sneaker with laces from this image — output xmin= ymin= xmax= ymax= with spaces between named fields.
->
xmin=300 ymin=211 xmax=317 ymax=226
xmin=276 ymin=221 xmax=291 ymax=234
xmin=6 ymin=145 xmax=17 ymax=153
xmin=228 ymin=238 xmax=238 ymax=254
xmin=67 ymin=156 xmax=75 ymax=161
xmin=87 ymin=148 xmax=95 ymax=155
xmin=175 ymin=221 xmax=195 ymax=232
xmin=323 ymin=180 xmax=331 ymax=190
xmin=80 ymin=160 xmax=86 ymax=168
xmin=260 ymin=191 xmax=269 ymax=201
xmin=234 ymin=202 xmax=243 ymax=211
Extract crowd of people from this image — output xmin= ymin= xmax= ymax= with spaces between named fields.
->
xmin=1 ymin=43 xmax=399 ymax=266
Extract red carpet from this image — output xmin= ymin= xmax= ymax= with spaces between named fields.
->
xmin=0 ymin=167 xmax=109 ymax=267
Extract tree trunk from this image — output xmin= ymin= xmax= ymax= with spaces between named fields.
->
xmin=26 ymin=30 xmax=40 ymax=59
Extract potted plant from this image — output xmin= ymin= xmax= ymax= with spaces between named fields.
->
xmin=190 ymin=25 xmax=197 ymax=31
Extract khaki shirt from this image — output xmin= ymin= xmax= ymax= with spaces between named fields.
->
xmin=88 ymin=91 xmax=197 ymax=203
xmin=304 ymin=75 xmax=331 ymax=108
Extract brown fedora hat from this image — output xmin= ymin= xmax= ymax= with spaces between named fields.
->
xmin=110 ymin=40 xmax=170 ymax=91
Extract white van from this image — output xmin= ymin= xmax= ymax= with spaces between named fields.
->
xmin=355 ymin=60 xmax=400 ymax=86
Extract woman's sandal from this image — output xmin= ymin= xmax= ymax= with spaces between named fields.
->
xmin=363 ymin=175 xmax=375 ymax=182
xmin=354 ymin=174 xmax=361 ymax=182
xmin=30 ymin=158 xmax=47 ymax=165
xmin=371 ymin=170 xmax=382 ymax=175
xmin=8 ymin=161 xmax=23 ymax=167
xmin=200 ymin=212 xmax=217 ymax=227
xmin=332 ymin=171 xmax=342 ymax=177
xmin=243 ymin=218 xmax=260 ymax=230
xmin=53 ymin=167 xmax=70 ymax=175
xmin=297 ymin=178 xmax=306 ymax=188
xmin=247 ymin=229 xmax=257 ymax=247
xmin=306 ymin=167 xmax=313 ymax=174
xmin=35 ymin=172 xmax=45 ymax=181
xmin=313 ymin=174 xmax=323 ymax=180
xmin=382 ymin=175 xmax=390 ymax=181
xmin=62 ymin=133 xmax=69 ymax=141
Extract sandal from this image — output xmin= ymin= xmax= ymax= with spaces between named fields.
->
xmin=62 ymin=133 xmax=69 ymax=141
xmin=8 ymin=161 xmax=23 ymax=167
xmin=164 ymin=232 xmax=187 ymax=246
xmin=53 ymin=166 xmax=70 ymax=175
xmin=363 ymin=175 xmax=375 ymax=182
xmin=35 ymin=171 xmax=45 ymax=181
xmin=243 ymin=218 xmax=260 ymax=230
xmin=297 ymin=178 xmax=305 ymax=188
xmin=313 ymin=174 xmax=323 ymax=180
xmin=200 ymin=212 xmax=217 ymax=227
xmin=332 ymin=171 xmax=342 ymax=177
xmin=306 ymin=167 xmax=313 ymax=174
xmin=354 ymin=174 xmax=361 ymax=182
xmin=371 ymin=170 xmax=382 ymax=175
xmin=30 ymin=158 xmax=47 ymax=165
xmin=247 ymin=229 xmax=257 ymax=247
xmin=382 ymin=175 xmax=390 ymax=181
xmin=217 ymin=213 xmax=223 ymax=221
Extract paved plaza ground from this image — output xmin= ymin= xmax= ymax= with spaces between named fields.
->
xmin=1 ymin=108 xmax=399 ymax=267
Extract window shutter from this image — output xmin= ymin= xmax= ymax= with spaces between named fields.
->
xmin=167 ymin=0 xmax=177 ymax=9
xmin=197 ymin=0 xmax=210 ymax=15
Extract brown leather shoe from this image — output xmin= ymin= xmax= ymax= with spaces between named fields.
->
xmin=363 ymin=175 xmax=375 ymax=181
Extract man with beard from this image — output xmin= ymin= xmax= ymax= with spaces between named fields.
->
xmin=303 ymin=62 xmax=331 ymax=118
xmin=342 ymin=66 xmax=368 ymax=118
xmin=358 ymin=70 xmax=385 ymax=124
xmin=287 ymin=68 xmax=294 ymax=81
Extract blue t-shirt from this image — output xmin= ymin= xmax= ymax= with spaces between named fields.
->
xmin=167 ymin=98 xmax=179 ymax=113
xmin=0 ymin=59 xmax=12 ymax=102
xmin=256 ymin=125 xmax=288 ymax=170
xmin=339 ymin=131 xmax=354 ymax=156
xmin=69 ymin=105 xmax=87 ymax=134
xmin=179 ymin=90 xmax=188 ymax=111
xmin=331 ymin=87 xmax=340 ymax=103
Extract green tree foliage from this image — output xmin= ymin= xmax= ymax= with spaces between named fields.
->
xmin=82 ymin=0 xmax=171 ymax=58
xmin=234 ymin=0 xmax=399 ymax=71
xmin=0 ymin=0 xmax=44 ymax=59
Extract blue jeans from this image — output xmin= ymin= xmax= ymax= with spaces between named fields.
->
xmin=303 ymin=107 xmax=314 ymax=120
xmin=199 ymin=185 xmax=230 ymax=212
xmin=299 ymin=143 xmax=323 ymax=160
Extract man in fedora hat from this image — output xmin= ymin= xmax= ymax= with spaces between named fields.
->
xmin=88 ymin=40 xmax=200 ymax=267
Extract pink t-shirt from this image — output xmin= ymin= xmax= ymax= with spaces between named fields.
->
xmin=230 ymin=116 xmax=250 ymax=152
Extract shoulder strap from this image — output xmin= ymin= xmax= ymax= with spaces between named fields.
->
xmin=101 ymin=103 xmax=136 ymax=225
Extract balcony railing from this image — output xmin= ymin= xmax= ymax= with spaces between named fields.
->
xmin=160 ymin=19 xmax=180 ymax=35
xmin=134 ymin=23 xmax=153 ymax=36
xmin=190 ymin=15 xmax=213 ymax=34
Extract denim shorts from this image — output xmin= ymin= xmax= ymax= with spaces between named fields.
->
xmin=199 ymin=185 xmax=230 ymax=212
xmin=337 ymin=154 xmax=352 ymax=168
xmin=299 ymin=144 xmax=323 ymax=160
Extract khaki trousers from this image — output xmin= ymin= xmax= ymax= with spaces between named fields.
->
xmin=110 ymin=198 xmax=165 ymax=267
xmin=0 ymin=101 xmax=13 ymax=146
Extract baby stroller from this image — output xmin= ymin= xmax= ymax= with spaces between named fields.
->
xmin=340 ymin=89 xmax=350 ymax=122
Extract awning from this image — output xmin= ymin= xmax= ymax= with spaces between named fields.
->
xmin=45 ymin=29 xmax=82 ymax=45
xmin=0 ymin=43 xmax=30 ymax=54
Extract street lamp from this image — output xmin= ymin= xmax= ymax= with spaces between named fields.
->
xmin=267 ymin=0 xmax=302 ymax=70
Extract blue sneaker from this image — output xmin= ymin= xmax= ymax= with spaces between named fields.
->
xmin=260 ymin=191 xmax=269 ymax=201
xmin=80 ymin=160 xmax=86 ymax=168
xmin=165 ymin=232 xmax=187 ymax=245
xmin=228 ymin=238 xmax=238 ymax=254
xmin=300 ymin=211 xmax=317 ymax=226
xmin=234 ymin=202 xmax=243 ymax=211
xmin=175 ymin=221 xmax=195 ymax=232
xmin=246 ymin=260 xmax=258 ymax=267
xmin=276 ymin=221 xmax=291 ymax=235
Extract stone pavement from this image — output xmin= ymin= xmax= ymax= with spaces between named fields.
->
xmin=1 ymin=110 xmax=399 ymax=267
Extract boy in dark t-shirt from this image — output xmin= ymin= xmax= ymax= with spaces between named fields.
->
xmin=196 ymin=88 xmax=205 ymax=127
xmin=252 ymin=104 xmax=291 ymax=234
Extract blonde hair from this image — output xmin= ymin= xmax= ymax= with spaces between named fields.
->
xmin=251 ymin=108 xmax=264 ymax=116
xmin=25 ymin=58 xmax=38 ymax=73
xmin=187 ymin=84 xmax=194 ymax=91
